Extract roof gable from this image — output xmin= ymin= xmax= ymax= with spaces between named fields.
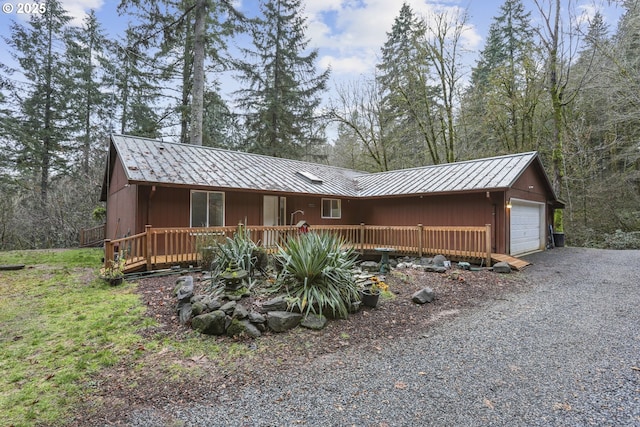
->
xmin=106 ymin=134 xmax=558 ymax=201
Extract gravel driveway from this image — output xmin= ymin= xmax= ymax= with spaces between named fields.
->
xmin=127 ymin=247 xmax=640 ymax=427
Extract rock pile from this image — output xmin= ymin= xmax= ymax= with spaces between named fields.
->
xmin=174 ymin=255 xmax=510 ymax=337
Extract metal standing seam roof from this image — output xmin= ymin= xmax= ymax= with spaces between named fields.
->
xmin=354 ymin=151 xmax=539 ymax=197
xmin=110 ymin=134 xmax=543 ymax=198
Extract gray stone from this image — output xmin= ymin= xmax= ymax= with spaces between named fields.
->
xmin=300 ymin=313 xmax=328 ymax=330
xmin=424 ymin=265 xmax=447 ymax=273
xmin=432 ymin=255 xmax=448 ymax=266
xmin=226 ymin=319 xmax=262 ymax=338
xmin=191 ymin=310 xmax=226 ymax=335
xmin=178 ymin=302 xmax=192 ymax=325
xmin=260 ymin=296 xmax=288 ymax=312
xmin=360 ymin=261 xmax=379 ymax=272
xmin=248 ymin=311 xmax=266 ymax=324
xmin=175 ymin=276 xmax=194 ymax=301
xmin=493 ymin=261 xmax=511 ymax=274
xmin=267 ymin=311 xmax=303 ymax=332
xmin=233 ymin=303 xmax=249 ymax=319
xmin=412 ymin=287 xmax=436 ymax=304
xmin=204 ymin=296 xmax=222 ymax=311
xmin=458 ymin=262 xmax=471 ymax=270
xmin=220 ymin=300 xmax=237 ymax=315
xmin=191 ymin=301 xmax=206 ymax=316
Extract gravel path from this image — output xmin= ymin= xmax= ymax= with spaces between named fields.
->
xmin=127 ymin=247 xmax=640 ymax=426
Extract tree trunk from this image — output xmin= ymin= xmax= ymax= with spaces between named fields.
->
xmin=190 ymin=0 xmax=206 ymax=146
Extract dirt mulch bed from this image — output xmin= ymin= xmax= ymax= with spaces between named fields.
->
xmin=70 ymin=267 xmax=530 ymax=426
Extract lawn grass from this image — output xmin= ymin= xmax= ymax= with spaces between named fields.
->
xmin=0 ymin=249 xmax=154 ymax=426
xmin=0 ymin=248 xmax=259 ymax=426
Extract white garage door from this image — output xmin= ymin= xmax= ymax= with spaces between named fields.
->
xmin=510 ymin=200 xmax=544 ymax=255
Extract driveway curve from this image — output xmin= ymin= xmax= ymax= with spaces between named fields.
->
xmin=127 ymin=247 xmax=640 ymax=426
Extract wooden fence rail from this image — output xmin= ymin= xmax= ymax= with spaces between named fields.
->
xmin=79 ymin=223 xmax=106 ymax=247
xmin=104 ymin=223 xmax=492 ymax=273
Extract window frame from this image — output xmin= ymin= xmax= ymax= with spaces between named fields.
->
xmin=190 ymin=190 xmax=225 ymax=227
xmin=321 ymin=198 xmax=342 ymax=219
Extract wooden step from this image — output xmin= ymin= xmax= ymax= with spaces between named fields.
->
xmin=491 ymin=253 xmax=531 ymax=271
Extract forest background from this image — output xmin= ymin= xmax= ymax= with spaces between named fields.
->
xmin=0 ymin=0 xmax=639 ymax=251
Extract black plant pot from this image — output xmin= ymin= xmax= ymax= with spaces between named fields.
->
xmin=360 ymin=290 xmax=380 ymax=308
xmin=106 ymin=276 xmax=123 ymax=286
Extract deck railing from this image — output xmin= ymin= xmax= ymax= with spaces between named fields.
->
xmin=79 ymin=223 xmax=106 ymax=247
xmin=104 ymin=223 xmax=492 ymax=273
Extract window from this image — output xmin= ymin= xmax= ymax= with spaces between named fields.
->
xmin=191 ymin=191 xmax=224 ymax=227
xmin=322 ymin=198 xmax=341 ymax=219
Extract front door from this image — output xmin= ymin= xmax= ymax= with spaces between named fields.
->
xmin=263 ymin=196 xmax=284 ymax=247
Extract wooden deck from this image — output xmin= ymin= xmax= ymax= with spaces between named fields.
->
xmin=105 ymin=224 xmax=495 ymax=273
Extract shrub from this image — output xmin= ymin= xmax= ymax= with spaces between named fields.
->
xmin=274 ymin=231 xmax=360 ymax=319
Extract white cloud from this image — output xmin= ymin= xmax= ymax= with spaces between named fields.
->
xmin=61 ymin=0 xmax=104 ymax=26
xmin=301 ymin=0 xmax=481 ymax=78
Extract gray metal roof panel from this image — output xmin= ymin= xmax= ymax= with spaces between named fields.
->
xmin=111 ymin=135 xmax=540 ymax=198
xmin=112 ymin=135 xmax=362 ymax=196
xmin=354 ymin=152 xmax=538 ymax=197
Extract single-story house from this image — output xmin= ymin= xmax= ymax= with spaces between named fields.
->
xmin=101 ymin=134 xmax=564 ymax=256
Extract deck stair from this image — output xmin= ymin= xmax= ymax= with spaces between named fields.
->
xmin=491 ymin=253 xmax=531 ymax=270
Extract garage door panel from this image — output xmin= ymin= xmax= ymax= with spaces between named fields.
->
xmin=510 ymin=201 xmax=543 ymax=255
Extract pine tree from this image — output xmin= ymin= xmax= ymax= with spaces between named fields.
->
xmin=235 ymin=0 xmax=330 ymax=160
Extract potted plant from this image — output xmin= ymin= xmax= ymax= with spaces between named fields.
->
xmin=360 ymin=276 xmax=388 ymax=308
xmin=99 ymin=255 xmax=126 ymax=286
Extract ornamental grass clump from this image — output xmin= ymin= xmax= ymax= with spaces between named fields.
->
xmin=274 ymin=232 xmax=360 ymax=319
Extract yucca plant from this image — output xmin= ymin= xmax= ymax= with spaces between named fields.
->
xmin=274 ymin=231 xmax=360 ymax=319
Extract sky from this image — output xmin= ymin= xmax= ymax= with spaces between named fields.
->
xmin=0 ymin=0 xmax=624 ymax=138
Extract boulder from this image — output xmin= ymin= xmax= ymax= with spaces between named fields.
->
xmin=178 ymin=302 xmax=192 ymax=325
xmin=233 ymin=303 xmax=249 ymax=320
xmin=175 ymin=276 xmax=194 ymax=301
xmin=191 ymin=310 xmax=227 ymax=335
xmin=226 ymin=319 xmax=262 ymax=338
xmin=204 ymin=296 xmax=222 ymax=311
xmin=260 ymin=296 xmax=288 ymax=312
xmin=360 ymin=261 xmax=379 ymax=272
xmin=220 ymin=300 xmax=237 ymax=315
xmin=248 ymin=311 xmax=266 ymax=324
xmin=432 ymin=255 xmax=448 ymax=267
xmin=191 ymin=301 xmax=206 ymax=316
xmin=412 ymin=287 xmax=436 ymax=304
xmin=267 ymin=311 xmax=302 ymax=332
xmin=424 ymin=265 xmax=447 ymax=273
xmin=493 ymin=261 xmax=512 ymax=274
xmin=300 ymin=313 xmax=328 ymax=330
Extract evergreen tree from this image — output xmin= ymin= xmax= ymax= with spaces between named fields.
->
xmin=235 ymin=0 xmax=330 ymax=160
xmin=461 ymin=0 xmax=540 ymax=154
xmin=117 ymin=0 xmax=241 ymax=144
xmin=4 ymin=0 xmax=74 ymax=203
xmin=66 ymin=11 xmax=113 ymax=175
xmin=376 ymin=2 xmax=438 ymax=167
xmin=110 ymin=28 xmax=166 ymax=138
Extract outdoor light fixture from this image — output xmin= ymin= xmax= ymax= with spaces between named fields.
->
xmin=506 ymin=199 xmax=512 ymax=209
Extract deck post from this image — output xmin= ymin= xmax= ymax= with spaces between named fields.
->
xmin=145 ymin=225 xmax=153 ymax=271
xmin=417 ymin=224 xmax=423 ymax=257
xmin=485 ymin=224 xmax=492 ymax=267
xmin=359 ymin=223 xmax=365 ymax=255
xmin=104 ymin=239 xmax=114 ymax=268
